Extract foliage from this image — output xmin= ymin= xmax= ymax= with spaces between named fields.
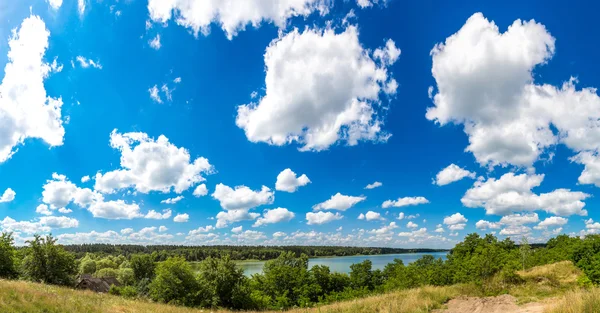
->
xmin=130 ymin=254 xmax=156 ymax=282
xmin=148 ymin=257 xmax=200 ymax=306
xmin=196 ymin=255 xmax=251 ymax=309
xmin=0 ymin=232 xmax=18 ymax=279
xmin=21 ymin=235 xmax=77 ymax=286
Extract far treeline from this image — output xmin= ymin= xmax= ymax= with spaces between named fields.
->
xmin=0 ymin=232 xmax=595 ymax=311
xmin=60 ymin=244 xmax=448 ymax=261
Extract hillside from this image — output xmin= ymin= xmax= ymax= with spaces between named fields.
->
xmin=0 ymin=261 xmax=592 ymax=313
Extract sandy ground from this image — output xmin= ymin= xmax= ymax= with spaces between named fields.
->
xmin=432 ymin=294 xmax=550 ymax=313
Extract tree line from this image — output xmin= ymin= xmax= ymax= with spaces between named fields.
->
xmin=0 ymin=232 xmax=599 ymax=310
xmin=61 ymin=244 xmax=446 ymax=261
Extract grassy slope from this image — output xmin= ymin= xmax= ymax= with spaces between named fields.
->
xmin=0 ymin=261 xmax=583 ymax=313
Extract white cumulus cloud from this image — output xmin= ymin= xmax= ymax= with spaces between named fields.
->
xmin=382 ymin=196 xmax=429 ymax=209
xmin=275 ymin=168 xmax=310 ymax=192
xmin=434 ymin=164 xmax=476 ymax=186
xmin=95 ymin=130 xmax=214 ymax=194
xmin=313 ymin=193 xmax=366 ymax=211
xmin=0 ymin=15 xmax=65 ymax=163
xmin=236 ymin=26 xmax=398 ymax=151
xmin=306 ymin=211 xmax=343 ymax=225
xmin=253 ymin=207 xmax=295 ymax=227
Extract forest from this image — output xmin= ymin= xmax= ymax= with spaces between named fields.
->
xmin=0 ymin=232 xmax=597 ymax=311
xmin=61 ymin=244 xmax=446 ymax=261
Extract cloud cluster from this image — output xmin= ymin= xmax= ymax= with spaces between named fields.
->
xmin=147 ymin=0 xmax=331 ymax=39
xmin=434 ymin=164 xmax=475 ymax=186
xmin=462 ymin=173 xmax=589 ymax=216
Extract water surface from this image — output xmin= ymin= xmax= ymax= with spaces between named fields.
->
xmin=238 ymin=252 xmax=448 ymax=276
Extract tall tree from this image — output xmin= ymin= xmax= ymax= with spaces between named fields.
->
xmin=21 ymin=235 xmax=77 ymax=286
xmin=0 ymin=232 xmax=18 ymax=279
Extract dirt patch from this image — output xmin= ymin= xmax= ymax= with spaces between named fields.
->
xmin=432 ymin=294 xmax=549 ymax=313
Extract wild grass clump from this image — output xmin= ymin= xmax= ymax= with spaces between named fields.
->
xmin=545 ymin=288 xmax=600 ymax=313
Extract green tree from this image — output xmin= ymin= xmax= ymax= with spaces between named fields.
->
xmin=95 ymin=268 xmax=119 ymax=278
xmin=0 ymin=232 xmax=18 ymax=279
xmin=349 ymin=260 xmax=373 ymax=290
xmin=519 ymin=236 xmax=531 ymax=271
xmin=21 ymin=234 xmax=77 ymax=286
xmin=130 ymin=254 xmax=155 ymax=281
xmin=79 ymin=254 xmax=97 ymax=275
xmin=148 ymin=257 xmax=200 ymax=306
xmin=196 ymin=255 xmax=250 ymax=309
xmin=117 ymin=267 xmax=135 ymax=285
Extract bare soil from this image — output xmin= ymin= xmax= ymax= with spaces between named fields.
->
xmin=432 ymin=294 xmax=550 ymax=313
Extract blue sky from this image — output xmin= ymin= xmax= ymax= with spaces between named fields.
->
xmin=0 ymin=0 xmax=599 ymax=248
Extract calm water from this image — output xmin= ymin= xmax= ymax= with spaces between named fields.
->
xmin=237 ymin=252 xmax=448 ymax=276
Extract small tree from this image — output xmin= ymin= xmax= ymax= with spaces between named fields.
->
xmin=519 ymin=236 xmax=531 ymax=271
xmin=0 ymin=232 xmax=18 ymax=279
xmin=197 ymin=255 xmax=250 ymax=309
xmin=130 ymin=254 xmax=156 ymax=281
xmin=21 ymin=234 xmax=77 ymax=286
xmin=148 ymin=257 xmax=200 ymax=306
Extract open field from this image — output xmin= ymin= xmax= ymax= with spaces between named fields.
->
xmin=0 ymin=261 xmax=587 ymax=313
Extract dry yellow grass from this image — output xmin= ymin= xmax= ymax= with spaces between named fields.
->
xmin=0 ymin=279 xmax=473 ymax=313
xmin=544 ymin=288 xmax=600 ymax=313
xmin=0 ymin=261 xmax=582 ymax=313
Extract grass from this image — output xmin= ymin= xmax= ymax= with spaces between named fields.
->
xmin=0 ymin=261 xmax=583 ymax=313
xmin=545 ymin=288 xmax=600 ymax=313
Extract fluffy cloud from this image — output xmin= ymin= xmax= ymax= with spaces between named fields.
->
xmin=0 ymin=188 xmax=15 ymax=203
xmin=236 ymin=26 xmax=398 ymax=151
xmin=382 ymin=196 xmax=429 ymax=209
xmin=406 ymin=221 xmax=418 ymax=229
xmin=212 ymin=184 xmax=274 ymax=211
xmin=306 ymin=211 xmax=343 ymax=225
xmin=188 ymin=225 xmax=215 ymax=236
xmin=231 ymin=226 xmax=243 ymax=233
xmin=87 ymin=200 xmax=143 ymax=220
xmin=365 ymin=181 xmax=383 ymax=189
xmin=443 ymin=213 xmax=468 ymax=231
xmin=147 ymin=0 xmax=331 ymax=39
xmin=462 ymin=173 xmax=589 ymax=216
xmin=313 ymin=193 xmax=366 ymax=211
xmin=36 ymin=204 xmax=52 ymax=216
xmin=193 ymin=184 xmax=208 ymax=197
xmin=427 ymin=13 xmax=600 ymax=176
xmin=148 ymin=85 xmax=162 ymax=103
xmin=0 ymin=15 xmax=65 ymax=163
xmin=42 ymin=173 xmax=102 ymax=210
xmin=81 ymin=176 xmax=90 ymax=183
xmin=212 ymin=183 xmax=274 ymax=228
xmin=534 ymin=216 xmax=568 ymax=230
xmin=39 ymin=216 xmax=79 ymax=228
xmin=275 ymin=169 xmax=310 ymax=192
xmin=216 ymin=210 xmax=260 ymax=228
xmin=173 ymin=213 xmax=189 ymax=222
xmin=358 ymin=211 xmax=384 ymax=221
xmin=231 ymin=230 xmax=267 ymax=242
xmin=475 ymin=220 xmax=501 ymax=230
xmin=95 ymin=130 xmax=214 ymax=194
xmin=434 ymin=164 xmax=475 ymax=186
xmin=161 ymin=196 xmax=183 ymax=204
xmin=145 ymin=209 xmax=172 ymax=220
xmin=0 ymin=215 xmax=78 ymax=234
xmin=253 ymin=208 xmax=295 ymax=227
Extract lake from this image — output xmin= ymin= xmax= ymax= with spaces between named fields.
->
xmin=237 ymin=252 xmax=448 ymax=276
